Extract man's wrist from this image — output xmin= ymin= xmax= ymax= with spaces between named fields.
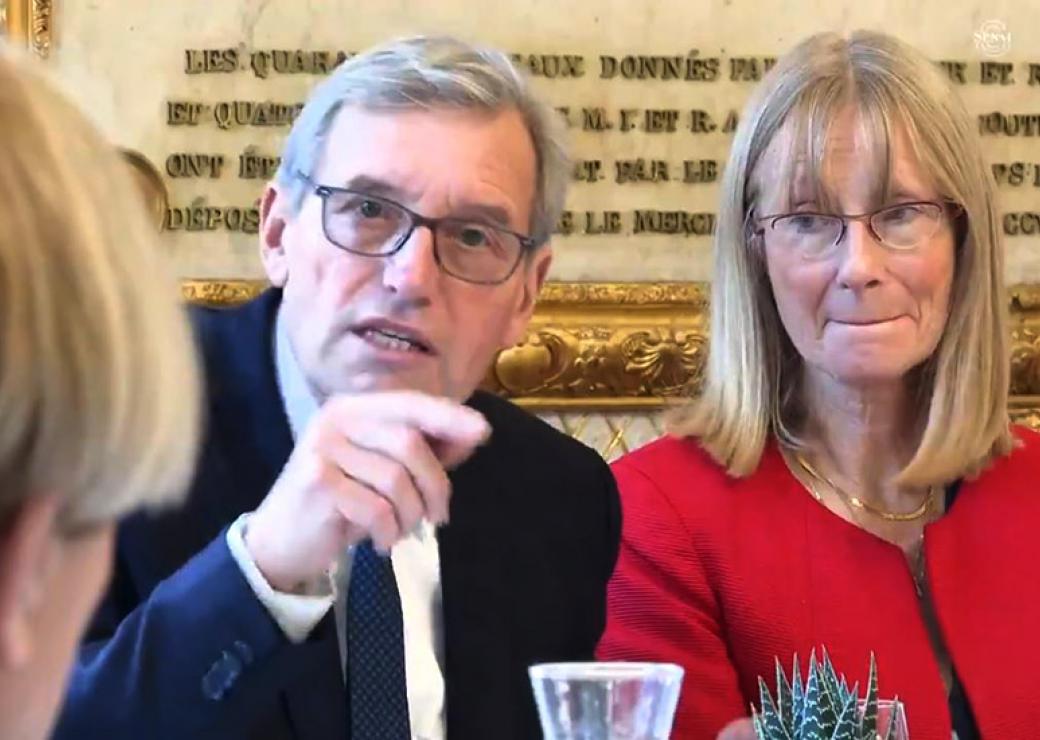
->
xmin=226 ymin=513 xmax=334 ymax=643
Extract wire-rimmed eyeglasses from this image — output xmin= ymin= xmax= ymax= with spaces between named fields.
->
xmin=297 ymin=173 xmax=537 ymax=285
xmin=754 ymin=200 xmax=962 ymax=258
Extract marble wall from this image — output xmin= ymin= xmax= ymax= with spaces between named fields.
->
xmin=16 ymin=0 xmax=1040 ymax=283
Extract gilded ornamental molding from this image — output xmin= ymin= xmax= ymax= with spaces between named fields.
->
xmin=3 ymin=0 xmax=52 ymax=58
xmin=1009 ymin=284 xmax=1040 ymax=429
xmin=182 ymin=279 xmax=1040 ymax=427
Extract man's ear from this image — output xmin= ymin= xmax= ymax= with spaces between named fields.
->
xmin=503 ymin=245 xmax=553 ymax=348
xmin=0 ymin=496 xmax=60 ymax=670
xmin=259 ymin=183 xmax=291 ymax=288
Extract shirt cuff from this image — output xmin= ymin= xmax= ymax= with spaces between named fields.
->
xmin=225 ymin=512 xmax=334 ymax=644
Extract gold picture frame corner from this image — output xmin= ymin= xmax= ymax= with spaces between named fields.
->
xmin=3 ymin=0 xmax=53 ymax=59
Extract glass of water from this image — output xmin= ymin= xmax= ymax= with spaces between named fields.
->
xmin=859 ymin=698 xmax=910 ymax=740
xmin=528 ymin=662 xmax=684 ymax=740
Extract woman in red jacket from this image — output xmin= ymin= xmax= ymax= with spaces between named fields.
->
xmin=598 ymin=30 xmax=1040 ymax=740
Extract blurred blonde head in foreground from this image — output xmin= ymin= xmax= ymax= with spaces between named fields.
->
xmin=0 ymin=47 xmax=200 ymax=740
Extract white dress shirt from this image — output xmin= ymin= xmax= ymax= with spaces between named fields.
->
xmin=225 ymin=307 xmax=446 ymax=739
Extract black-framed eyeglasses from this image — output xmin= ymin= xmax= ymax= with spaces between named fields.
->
xmin=297 ymin=173 xmax=537 ymax=285
xmin=754 ymin=200 xmax=962 ymax=259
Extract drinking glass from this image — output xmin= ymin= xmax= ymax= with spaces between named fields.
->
xmin=528 ymin=662 xmax=684 ymax=740
xmin=859 ymin=698 xmax=910 ymax=740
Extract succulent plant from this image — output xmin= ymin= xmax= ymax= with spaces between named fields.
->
xmin=753 ymin=649 xmax=897 ymax=740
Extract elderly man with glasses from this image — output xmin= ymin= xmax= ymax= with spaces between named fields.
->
xmin=56 ymin=36 xmax=620 ymax=740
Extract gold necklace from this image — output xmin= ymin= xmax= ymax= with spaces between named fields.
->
xmin=794 ymin=453 xmax=937 ymax=522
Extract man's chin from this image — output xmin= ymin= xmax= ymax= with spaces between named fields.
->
xmin=324 ymin=365 xmax=450 ymax=399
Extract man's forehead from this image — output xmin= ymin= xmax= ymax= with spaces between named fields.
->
xmin=322 ymin=103 xmax=526 ymax=151
xmin=313 ymin=104 xmax=537 ymax=224
xmin=319 ymin=105 xmax=526 ymax=171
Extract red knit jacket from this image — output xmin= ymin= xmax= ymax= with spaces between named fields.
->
xmin=597 ymin=427 xmax=1040 ymax=739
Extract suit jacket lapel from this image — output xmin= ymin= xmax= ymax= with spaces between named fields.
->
xmin=438 ymin=425 xmax=515 ymax=739
xmin=200 ymin=291 xmax=347 ymax=739
xmin=202 ymin=302 xmax=530 ymax=738
xmin=203 ymin=289 xmax=295 ymax=524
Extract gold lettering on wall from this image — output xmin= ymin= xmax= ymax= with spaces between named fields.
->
xmin=143 ymin=47 xmax=1040 ymax=242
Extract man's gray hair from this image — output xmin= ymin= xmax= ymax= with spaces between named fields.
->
xmin=276 ymin=35 xmax=570 ymax=246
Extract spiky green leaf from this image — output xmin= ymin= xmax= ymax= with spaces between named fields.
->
xmin=753 ymin=711 xmax=766 ymax=740
xmin=798 ymin=652 xmax=837 ymax=740
xmin=757 ymin=677 xmax=791 ymax=739
xmin=821 ymin=647 xmax=842 ymax=705
xmin=859 ymin=653 xmax=879 ymax=740
xmin=830 ymin=690 xmax=860 ymax=740
xmin=776 ymin=656 xmax=795 ymax=733
xmin=792 ymin=656 xmax=805 ymax=729
xmin=846 ymin=681 xmax=859 ymax=711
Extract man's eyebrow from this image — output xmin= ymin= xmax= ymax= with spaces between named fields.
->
xmin=339 ymin=175 xmax=415 ymax=201
xmin=448 ymin=203 xmax=515 ymax=229
xmin=338 ymin=175 xmax=520 ymax=230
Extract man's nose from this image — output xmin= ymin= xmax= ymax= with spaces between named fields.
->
xmin=381 ymin=225 xmax=441 ymax=295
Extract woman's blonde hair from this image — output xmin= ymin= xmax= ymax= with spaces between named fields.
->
xmin=670 ymin=30 xmax=1013 ymax=486
xmin=0 ymin=49 xmax=200 ymax=532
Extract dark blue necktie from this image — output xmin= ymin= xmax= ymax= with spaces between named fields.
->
xmin=346 ymin=541 xmax=411 ymax=739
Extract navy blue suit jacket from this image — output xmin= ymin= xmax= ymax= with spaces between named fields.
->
xmin=54 ymin=290 xmax=621 ymax=740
